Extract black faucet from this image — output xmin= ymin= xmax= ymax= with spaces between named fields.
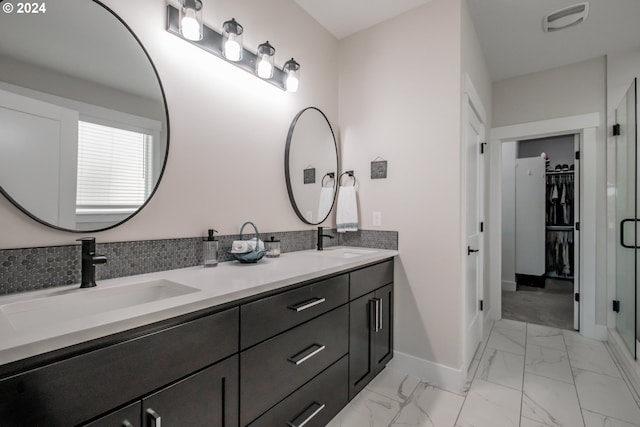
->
xmin=317 ymin=226 xmax=334 ymax=251
xmin=77 ymin=237 xmax=107 ymax=288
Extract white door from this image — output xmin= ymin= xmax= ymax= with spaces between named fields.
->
xmin=465 ymin=98 xmax=485 ymax=368
xmin=0 ymin=88 xmax=78 ymax=229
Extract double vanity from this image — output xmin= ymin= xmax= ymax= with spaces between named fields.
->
xmin=0 ymin=247 xmax=396 ymax=426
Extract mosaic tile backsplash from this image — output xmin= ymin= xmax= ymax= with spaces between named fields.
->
xmin=0 ymin=229 xmax=398 ymax=295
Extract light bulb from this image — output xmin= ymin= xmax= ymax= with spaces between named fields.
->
xmin=257 ymin=60 xmax=273 ymax=79
xmin=181 ymin=10 xmax=201 ymax=41
xmin=224 ymin=40 xmax=242 ymax=61
xmin=286 ymin=75 xmax=299 ymax=92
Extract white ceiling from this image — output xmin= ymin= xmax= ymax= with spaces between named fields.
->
xmin=296 ymin=0 xmax=640 ymax=82
xmin=294 ymin=0 xmax=433 ymax=40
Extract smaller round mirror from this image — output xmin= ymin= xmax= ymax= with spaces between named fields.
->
xmin=285 ymin=107 xmax=338 ymax=224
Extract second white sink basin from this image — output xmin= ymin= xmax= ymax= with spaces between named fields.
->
xmin=0 ymin=279 xmax=199 ymax=331
xmin=316 ymin=247 xmax=378 ymax=259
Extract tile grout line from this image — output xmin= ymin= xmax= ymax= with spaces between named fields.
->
xmin=453 ymin=319 xmax=496 ymax=426
xmin=562 ymin=329 xmax=588 ymax=427
xmin=518 ymin=323 xmax=528 ymax=427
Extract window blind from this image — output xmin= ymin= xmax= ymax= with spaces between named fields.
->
xmin=76 ymin=121 xmax=152 ymax=214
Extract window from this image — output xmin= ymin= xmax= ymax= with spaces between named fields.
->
xmin=76 ymin=121 xmax=153 ymax=215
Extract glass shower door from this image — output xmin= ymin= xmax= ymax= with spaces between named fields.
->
xmin=615 ymin=79 xmax=638 ymax=358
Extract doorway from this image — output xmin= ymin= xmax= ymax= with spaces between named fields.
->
xmin=488 ymin=113 xmax=601 ymax=339
xmin=501 ymin=134 xmax=579 ymax=331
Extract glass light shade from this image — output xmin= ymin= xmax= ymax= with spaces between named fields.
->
xmin=179 ymin=0 xmax=203 ymax=41
xmin=222 ymin=18 xmax=243 ymax=62
xmin=256 ymin=41 xmax=275 ymax=79
xmin=283 ymin=58 xmax=300 ymax=92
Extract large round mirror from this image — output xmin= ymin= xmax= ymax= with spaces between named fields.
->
xmin=285 ymin=107 xmax=338 ymax=224
xmin=0 ymin=0 xmax=169 ymax=232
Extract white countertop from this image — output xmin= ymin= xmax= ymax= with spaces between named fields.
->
xmin=0 ymin=246 xmax=397 ymax=367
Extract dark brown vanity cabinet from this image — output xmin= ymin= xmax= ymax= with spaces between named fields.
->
xmin=0 ymin=257 xmax=394 ymax=427
xmin=0 ymin=307 xmax=239 ymax=427
xmin=348 ymin=260 xmax=394 ymax=400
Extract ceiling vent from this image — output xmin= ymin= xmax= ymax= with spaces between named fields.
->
xmin=543 ymin=2 xmax=589 ymax=32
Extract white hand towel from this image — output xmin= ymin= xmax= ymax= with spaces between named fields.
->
xmin=317 ymin=187 xmax=334 ymax=222
xmin=231 ymin=238 xmax=265 ymax=253
xmin=231 ymin=241 xmax=250 ymax=253
xmin=336 ymin=186 xmax=358 ymax=233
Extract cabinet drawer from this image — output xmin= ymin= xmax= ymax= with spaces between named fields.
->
xmin=0 ymin=307 xmax=239 ymax=427
xmin=350 ymin=259 xmax=393 ymax=300
xmin=241 ymin=274 xmax=348 ymax=349
xmin=240 ymin=305 xmax=348 ymax=426
xmin=84 ymin=402 xmax=141 ymax=427
xmin=248 ymin=356 xmax=348 ymax=427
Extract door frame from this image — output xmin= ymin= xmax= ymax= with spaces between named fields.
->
xmin=461 ymin=74 xmax=487 ymax=372
xmin=488 ymin=113 xmax=604 ymax=339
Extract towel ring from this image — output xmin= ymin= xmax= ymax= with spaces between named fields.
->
xmin=322 ymin=172 xmax=335 ymax=188
xmin=339 ymin=171 xmax=356 ymax=187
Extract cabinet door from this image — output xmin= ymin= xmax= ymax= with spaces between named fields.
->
xmin=142 ymin=355 xmax=238 ymax=427
xmin=373 ymin=283 xmax=394 ymax=375
xmin=348 ymin=291 xmax=375 ymax=400
xmin=83 ymin=402 xmax=141 ymax=427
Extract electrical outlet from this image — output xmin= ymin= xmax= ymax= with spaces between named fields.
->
xmin=372 ymin=211 xmax=382 ymax=227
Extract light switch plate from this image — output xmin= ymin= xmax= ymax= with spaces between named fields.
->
xmin=372 ymin=211 xmax=382 ymax=227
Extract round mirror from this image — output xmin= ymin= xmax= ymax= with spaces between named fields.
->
xmin=285 ymin=107 xmax=338 ymax=224
xmin=0 ymin=0 xmax=169 ymax=232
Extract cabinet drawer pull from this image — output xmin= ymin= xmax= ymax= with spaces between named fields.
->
xmin=122 ymin=422 xmax=133 ymax=427
xmin=287 ymin=402 xmax=326 ymax=427
xmin=287 ymin=343 xmax=326 ymax=365
xmin=146 ymin=408 xmax=162 ymax=427
xmin=288 ymin=297 xmax=326 ymax=312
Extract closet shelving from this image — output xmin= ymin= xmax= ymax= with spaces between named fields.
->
xmin=546 ymin=169 xmax=575 ymax=280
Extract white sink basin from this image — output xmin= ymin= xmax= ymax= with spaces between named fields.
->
xmin=0 ymin=279 xmax=199 ymax=330
xmin=316 ymin=247 xmax=378 ymax=259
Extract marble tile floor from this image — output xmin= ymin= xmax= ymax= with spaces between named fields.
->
xmin=327 ymin=319 xmax=640 ymax=427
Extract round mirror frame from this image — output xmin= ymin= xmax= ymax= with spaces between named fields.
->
xmin=284 ymin=107 xmax=338 ymax=225
xmin=0 ymin=0 xmax=170 ymax=233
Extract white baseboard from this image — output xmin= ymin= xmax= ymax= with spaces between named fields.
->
xmin=388 ymin=350 xmax=465 ymax=394
xmin=607 ymin=329 xmax=640 ymax=404
xmin=502 ymin=280 xmax=516 ymax=292
xmin=582 ymin=323 xmax=608 ymax=341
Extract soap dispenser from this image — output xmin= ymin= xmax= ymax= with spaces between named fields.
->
xmin=203 ymin=229 xmax=219 ymax=267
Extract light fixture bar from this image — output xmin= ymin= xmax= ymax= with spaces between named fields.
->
xmin=167 ymin=5 xmax=287 ymax=91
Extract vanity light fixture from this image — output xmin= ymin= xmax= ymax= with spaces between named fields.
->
xmin=222 ymin=18 xmax=243 ymax=62
xmin=178 ymin=0 xmax=203 ymax=41
xmin=283 ymin=58 xmax=300 ymax=93
xmin=167 ymin=4 xmax=299 ymax=91
xmin=256 ymin=41 xmax=275 ymax=79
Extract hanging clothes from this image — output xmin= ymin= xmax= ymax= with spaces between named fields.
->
xmin=546 ymin=173 xmax=575 ymax=226
xmin=545 ymin=230 xmax=574 ymax=278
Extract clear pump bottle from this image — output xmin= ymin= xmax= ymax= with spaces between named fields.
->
xmin=203 ymin=229 xmax=219 ymax=267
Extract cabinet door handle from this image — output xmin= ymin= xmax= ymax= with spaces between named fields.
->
xmin=122 ymin=422 xmax=133 ymax=427
xmin=287 ymin=402 xmax=326 ymax=427
xmin=369 ymin=299 xmax=378 ymax=332
xmin=287 ymin=343 xmax=326 ymax=365
xmin=371 ymin=298 xmax=382 ymax=332
xmin=288 ymin=297 xmax=326 ymax=312
xmin=146 ymin=408 xmax=162 ymax=427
